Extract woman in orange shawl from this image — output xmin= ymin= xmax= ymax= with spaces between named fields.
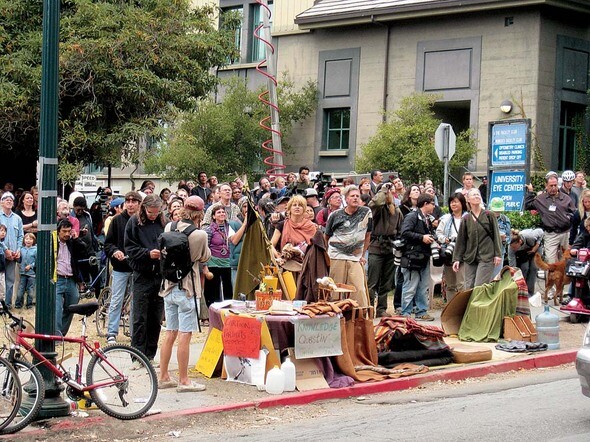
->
xmin=271 ymin=195 xmax=317 ymax=261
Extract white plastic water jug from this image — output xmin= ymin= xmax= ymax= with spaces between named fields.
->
xmin=536 ymin=305 xmax=560 ymax=350
xmin=281 ymin=357 xmax=296 ymax=392
xmin=265 ymin=365 xmax=285 ymax=395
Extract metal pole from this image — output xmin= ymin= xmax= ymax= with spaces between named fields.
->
xmin=36 ymin=0 xmax=69 ymax=417
xmin=442 ymin=125 xmax=450 ymax=204
xmin=260 ymin=0 xmax=283 ymax=169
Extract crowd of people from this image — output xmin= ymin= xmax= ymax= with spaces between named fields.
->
xmin=0 ymin=166 xmax=588 ymax=390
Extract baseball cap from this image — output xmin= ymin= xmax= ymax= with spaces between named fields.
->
xmin=184 ymin=196 xmax=204 ymax=211
xmin=489 ymin=197 xmax=505 ymax=212
xmin=109 ymin=197 xmax=125 ymax=208
xmin=0 ymin=192 xmax=14 ymax=202
xmin=304 ymin=188 xmax=318 ymax=198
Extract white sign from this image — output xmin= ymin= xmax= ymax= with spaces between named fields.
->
xmin=294 ymin=316 xmax=342 ymax=359
xmin=434 ymin=123 xmax=456 ymax=162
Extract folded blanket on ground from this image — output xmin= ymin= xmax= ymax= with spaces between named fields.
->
xmin=495 ymin=341 xmax=548 ymax=353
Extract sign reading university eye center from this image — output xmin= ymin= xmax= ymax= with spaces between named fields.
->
xmin=489 ymin=170 xmax=526 ymax=211
xmin=487 ymin=119 xmax=531 ymax=212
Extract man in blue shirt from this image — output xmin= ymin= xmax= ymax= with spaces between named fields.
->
xmin=0 ymin=192 xmax=23 ymax=308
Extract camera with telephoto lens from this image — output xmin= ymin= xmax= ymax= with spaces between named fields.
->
xmin=430 ymin=240 xmax=440 ymax=260
xmin=392 ymin=239 xmax=405 ymax=266
xmin=444 ymin=241 xmax=456 ymax=257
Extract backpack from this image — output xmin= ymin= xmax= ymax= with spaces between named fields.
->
xmin=158 ymin=221 xmax=198 ymax=288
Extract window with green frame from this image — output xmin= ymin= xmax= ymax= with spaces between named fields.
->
xmin=558 ymin=101 xmax=586 ymax=170
xmin=324 ymin=108 xmax=350 ymax=150
xmin=250 ymin=2 xmax=273 ymax=63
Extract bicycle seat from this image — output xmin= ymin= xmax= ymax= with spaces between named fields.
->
xmin=68 ymin=301 xmax=99 ymax=317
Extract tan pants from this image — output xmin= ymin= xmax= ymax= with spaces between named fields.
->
xmin=443 ymin=263 xmax=464 ymax=303
xmin=329 ymin=259 xmax=369 ymax=307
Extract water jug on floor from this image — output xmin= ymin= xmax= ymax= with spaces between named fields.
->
xmin=535 ymin=305 xmax=560 ymax=350
xmin=265 ymin=366 xmax=285 ymax=395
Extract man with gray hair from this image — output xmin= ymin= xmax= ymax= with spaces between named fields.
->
xmin=324 ymin=185 xmax=372 ymax=307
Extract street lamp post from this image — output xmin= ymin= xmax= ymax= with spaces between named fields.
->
xmin=36 ymin=0 xmax=69 ymax=417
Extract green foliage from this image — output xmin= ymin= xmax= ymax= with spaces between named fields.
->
xmin=0 ymin=0 xmax=240 ymax=167
xmin=505 ymin=210 xmax=541 ymax=230
xmin=145 ymin=76 xmax=318 ymax=182
xmin=356 ymin=93 xmax=477 ymax=188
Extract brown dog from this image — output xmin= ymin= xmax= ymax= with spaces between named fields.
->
xmin=534 ymin=250 xmax=571 ymax=305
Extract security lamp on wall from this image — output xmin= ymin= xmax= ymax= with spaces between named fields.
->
xmin=500 ymin=100 xmax=513 ymax=114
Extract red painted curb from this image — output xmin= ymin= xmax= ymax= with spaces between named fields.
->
xmin=152 ymin=349 xmax=577 ymax=419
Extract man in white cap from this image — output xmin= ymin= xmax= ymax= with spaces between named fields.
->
xmin=0 ymin=192 xmax=23 ymax=307
xmin=158 ymin=196 xmax=211 ymax=392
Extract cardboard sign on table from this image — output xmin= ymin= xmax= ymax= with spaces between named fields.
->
xmin=287 ymin=348 xmax=329 ymax=391
xmin=222 ymin=315 xmax=262 ymax=358
xmin=293 ymin=315 xmax=342 ymax=359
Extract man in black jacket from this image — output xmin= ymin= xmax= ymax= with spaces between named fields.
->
xmin=103 ymin=191 xmax=142 ymax=344
xmin=124 ymin=194 xmax=166 ymax=365
xmin=400 ymin=193 xmax=436 ymax=321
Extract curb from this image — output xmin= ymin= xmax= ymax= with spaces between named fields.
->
xmin=145 ymin=349 xmax=577 ymax=421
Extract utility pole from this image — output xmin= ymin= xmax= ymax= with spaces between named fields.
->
xmin=36 ymin=0 xmax=69 ymax=417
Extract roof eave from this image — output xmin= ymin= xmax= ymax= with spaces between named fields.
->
xmin=295 ymin=0 xmax=590 ymax=29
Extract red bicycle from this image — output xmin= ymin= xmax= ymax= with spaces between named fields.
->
xmin=0 ymin=300 xmax=157 ymax=433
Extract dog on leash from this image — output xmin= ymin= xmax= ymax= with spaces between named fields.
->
xmin=534 ymin=249 xmax=571 ymax=305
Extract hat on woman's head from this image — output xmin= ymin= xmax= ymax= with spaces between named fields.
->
xmin=323 ymin=187 xmax=341 ymax=202
xmin=184 ymin=196 xmax=204 ymax=211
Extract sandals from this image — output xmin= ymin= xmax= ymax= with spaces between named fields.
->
xmin=200 ymin=319 xmax=210 ymax=327
xmin=158 ymin=379 xmax=177 ymax=389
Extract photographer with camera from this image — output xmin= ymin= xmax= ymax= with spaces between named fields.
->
xmin=399 ymin=193 xmax=437 ymax=320
xmin=436 ymin=193 xmax=468 ymax=303
xmin=368 ymin=182 xmax=403 ymax=317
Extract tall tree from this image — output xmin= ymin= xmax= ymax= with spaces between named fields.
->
xmin=145 ymin=76 xmax=318 ymax=181
xmin=0 ymin=0 xmax=240 ymax=168
xmin=356 ymin=93 xmax=477 ymax=188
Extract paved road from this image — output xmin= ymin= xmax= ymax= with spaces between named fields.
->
xmin=186 ymin=366 xmax=590 ymax=442
xmin=17 ymin=365 xmax=589 ymax=441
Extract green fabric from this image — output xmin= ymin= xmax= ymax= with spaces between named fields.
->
xmin=458 ymin=270 xmax=518 ymax=342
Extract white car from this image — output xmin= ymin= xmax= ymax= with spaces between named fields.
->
xmin=576 ymin=322 xmax=590 ymax=397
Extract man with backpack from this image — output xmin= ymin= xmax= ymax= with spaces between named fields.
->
xmin=158 ymin=196 xmax=211 ymax=392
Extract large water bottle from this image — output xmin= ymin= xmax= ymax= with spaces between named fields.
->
xmin=265 ymin=366 xmax=285 ymax=395
xmin=281 ymin=357 xmax=296 ymax=392
xmin=536 ymin=305 xmax=560 ymax=349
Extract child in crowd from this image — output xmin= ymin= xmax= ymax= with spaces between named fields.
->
xmin=16 ymin=233 xmax=36 ymax=309
xmin=0 ymin=224 xmax=7 ymax=301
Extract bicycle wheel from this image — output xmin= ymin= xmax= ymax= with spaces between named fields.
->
xmin=0 ymin=357 xmax=21 ymax=432
xmin=121 ymin=293 xmax=132 ymax=337
xmin=0 ymin=358 xmax=45 ymax=434
xmin=86 ymin=344 xmax=157 ymax=420
xmin=95 ymin=287 xmax=112 ymax=337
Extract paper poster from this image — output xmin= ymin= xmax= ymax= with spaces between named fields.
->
xmin=224 ymin=350 xmax=268 ymax=385
xmin=222 ymin=315 xmax=262 ymax=358
xmin=294 ymin=316 xmax=342 ymax=359
xmin=195 ymin=328 xmax=223 ymax=378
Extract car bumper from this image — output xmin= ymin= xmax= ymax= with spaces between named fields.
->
xmin=576 ymin=348 xmax=590 ymax=397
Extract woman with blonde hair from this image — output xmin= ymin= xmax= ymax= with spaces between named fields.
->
xmin=570 ymin=188 xmax=590 ymax=245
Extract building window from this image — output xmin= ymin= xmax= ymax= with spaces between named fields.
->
xmin=250 ymin=2 xmax=273 ymax=63
xmin=558 ymin=101 xmax=586 ymax=170
xmin=222 ymin=6 xmax=243 ymax=64
xmin=324 ymin=108 xmax=350 ymax=150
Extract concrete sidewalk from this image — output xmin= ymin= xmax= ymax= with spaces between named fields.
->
xmin=12 ymin=309 xmax=583 ymax=438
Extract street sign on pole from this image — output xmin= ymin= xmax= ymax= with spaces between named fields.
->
xmin=435 ymin=123 xmax=456 ymax=204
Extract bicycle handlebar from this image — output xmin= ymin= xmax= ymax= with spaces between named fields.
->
xmin=0 ymin=300 xmax=27 ymax=331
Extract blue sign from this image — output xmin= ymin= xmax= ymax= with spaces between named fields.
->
xmin=491 ymin=123 xmax=527 ymax=166
xmin=489 ymin=171 xmax=526 ymax=211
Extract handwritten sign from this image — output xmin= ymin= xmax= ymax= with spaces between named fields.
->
xmin=222 ymin=316 xmax=262 ymax=358
xmin=294 ymin=316 xmax=342 ymax=359
xmin=195 ymin=328 xmax=223 ymax=378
